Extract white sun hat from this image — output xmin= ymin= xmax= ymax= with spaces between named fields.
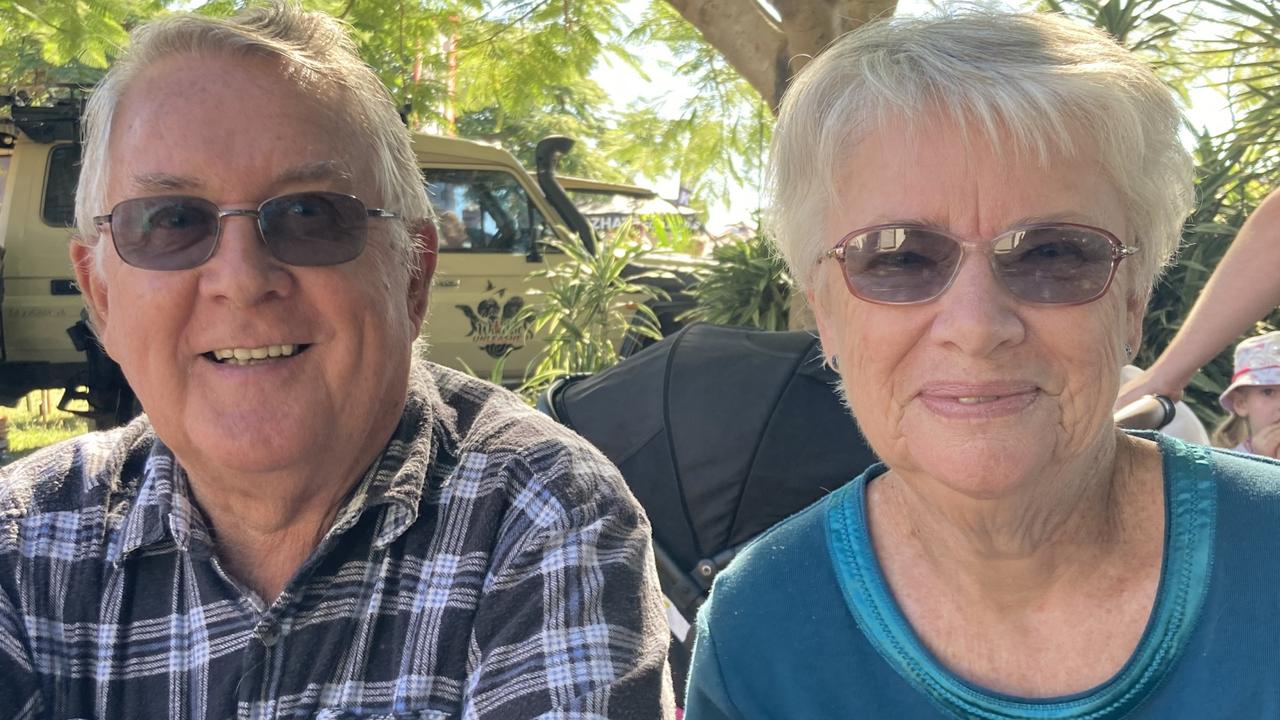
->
xmin=1220 ymin=331 xmax=1280 ymax=414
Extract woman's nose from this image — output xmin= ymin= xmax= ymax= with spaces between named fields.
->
xmin=928 ymin=251 xmax=1026 ymax=356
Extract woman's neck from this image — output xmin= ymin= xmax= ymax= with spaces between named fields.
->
xmin=868 ymin=432 xmax=1151 ymax=606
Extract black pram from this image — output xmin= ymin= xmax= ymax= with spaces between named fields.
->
xmin=539 ymin=323 xmax=880 ymax=695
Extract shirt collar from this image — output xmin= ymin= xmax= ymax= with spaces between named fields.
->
xmin=111 ymin=363 xmax=458 ymax=562
xmin=111 ymin=440 xmax=213 ymax=563
xmin=329 ymin=365 xmax=457 ymax=549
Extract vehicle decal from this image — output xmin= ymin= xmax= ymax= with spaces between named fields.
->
xmin=455 ymin=285 xmax=534 ymax=358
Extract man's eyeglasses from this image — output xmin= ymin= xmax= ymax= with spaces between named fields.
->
xmin=93 ymin=192 xmax=400 ymax=271
xmin=820 ymin=222 xmax=1138 ymax=306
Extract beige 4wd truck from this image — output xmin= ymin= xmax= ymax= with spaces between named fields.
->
xmin=0 ymin=97 xmax=692 ymax=427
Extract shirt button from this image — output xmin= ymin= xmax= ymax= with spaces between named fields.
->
xmin=260 ymin=626 xmax=280 ymax=647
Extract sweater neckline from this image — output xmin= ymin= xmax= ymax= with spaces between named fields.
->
xmin=825 ymin=432 xmax=1216 ymax=719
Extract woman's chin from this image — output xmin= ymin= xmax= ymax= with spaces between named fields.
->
xmin=899 ymin=431 xmax=1057 ymax=501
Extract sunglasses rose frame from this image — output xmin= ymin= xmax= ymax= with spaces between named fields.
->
xmin=93 ymin=191 xmax=401 ymax=271
xmin=819 ymin=222 xmax=1138 ymax=306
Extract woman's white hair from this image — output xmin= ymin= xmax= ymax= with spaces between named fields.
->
xmin=74 ymin=1 xmax=431 ymax=275
xmin=768 ymin=9 xmax=1195 ymax=297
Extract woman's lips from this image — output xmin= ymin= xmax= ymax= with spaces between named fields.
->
xmin=916 ymin=383 xmax=1040 ymax=420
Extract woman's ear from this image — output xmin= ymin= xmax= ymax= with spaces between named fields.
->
xmin=1124 ymin=289 xmax=1148 ymax=363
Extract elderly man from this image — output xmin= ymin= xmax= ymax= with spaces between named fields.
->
xmin=0 ymin=4 xmax=672 ymax=718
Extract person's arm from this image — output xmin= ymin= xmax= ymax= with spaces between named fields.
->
xmin=1119 ymin=189 xmax=1280 ymax=407
xmin=683 ymin=612 xmax=744 ymax=720
xmin=462 ymin=450 xmax=674 ymax=719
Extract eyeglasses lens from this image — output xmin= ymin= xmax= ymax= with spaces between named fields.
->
xmin=109 ymin=192 xmax=369 ymax=270
xmin=259 ymin=192 xmax=367 ymax=266
xmin=842 ymin=227 xmax=961 ymax=304
xmin=992 ymin=227 xmax=1115 ymax=304
xmin=840 ymin=225 xmax=1117 ymax=305
xmin=112 ymin=196 xmax=220 ymax=271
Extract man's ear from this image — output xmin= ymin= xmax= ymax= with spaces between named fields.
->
xmin=70 ymin=239 xmax=110 ymax=341
xmin=406 ymin=219 xmax=438 ymax=327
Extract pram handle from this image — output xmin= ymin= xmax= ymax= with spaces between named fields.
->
xmin=1114 ymin=394 xmax=1176 ymax=431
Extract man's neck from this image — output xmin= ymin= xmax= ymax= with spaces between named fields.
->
xmin=184 ymin=451 xmax=376 ymax=604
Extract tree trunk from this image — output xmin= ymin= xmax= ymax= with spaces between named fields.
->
xmin=665 ymin=0 xmax=897 ymax=329
xmin=664 ymin=0 xmax=899 ymax=110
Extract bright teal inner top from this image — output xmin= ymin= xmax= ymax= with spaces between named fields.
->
xmin=683 ymin=434 xmax=1280 ymax=719
xmin=826 ymin=433 xmax=1215 ymax=718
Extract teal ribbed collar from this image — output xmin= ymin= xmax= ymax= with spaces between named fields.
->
xmin=826 ymin=433 xmax=1216 ymax=719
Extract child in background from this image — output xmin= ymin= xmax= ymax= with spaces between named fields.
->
xmin=1214 ymin=330 xmax=1280 ymax=457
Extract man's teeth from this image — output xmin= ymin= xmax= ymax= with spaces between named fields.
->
xmin=212 ymin=344 xmax=297 ymax=365
xmin=956 ymin=396 xmax=1000 ymax=405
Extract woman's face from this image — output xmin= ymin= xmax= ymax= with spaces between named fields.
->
xmin=811 ymin=120 xmax=1144 ymax=498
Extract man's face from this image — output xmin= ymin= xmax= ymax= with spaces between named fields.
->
xmin=74 ymin=53 xmax=433 ymax=479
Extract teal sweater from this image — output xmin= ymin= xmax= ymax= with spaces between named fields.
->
xmin=685 ymin=434 xmax=1280 ymax=719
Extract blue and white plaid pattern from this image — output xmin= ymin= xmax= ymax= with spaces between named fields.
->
xmin=0 ymin=364 xmax=673 ymax=719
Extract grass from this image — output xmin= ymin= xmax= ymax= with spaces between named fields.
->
xmin=1 ymin=389 xmax=90 ymax=465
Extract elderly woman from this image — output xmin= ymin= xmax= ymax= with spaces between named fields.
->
xmin=684 ymin=10 xmax=1280 ymax=719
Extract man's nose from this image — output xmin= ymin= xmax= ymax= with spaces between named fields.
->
xmin=196 ymin=213 xmax=294 ymax=305
xmin=928 ymin=252 xmax=1026 ymax=357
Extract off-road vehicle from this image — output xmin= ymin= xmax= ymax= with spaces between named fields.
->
xmin=0 ymin=97 xmax=694 ymax=427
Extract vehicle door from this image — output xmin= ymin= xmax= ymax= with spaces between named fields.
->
xmin=422 ymin=167 xmax=557 ymax=381
xmin=0 ymin=141 xmax=83 ymax=366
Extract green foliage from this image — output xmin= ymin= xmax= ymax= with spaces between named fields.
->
xmin=1037 ymin=0 xmax=1201 ymax=98
xmin=683 ymin=235 xmax=792 ymax=331
xmin=1196 ymin=0 xmax=1280 ymax=173
xmin=645 ymin=213 xmax=704 ymax=255
xmin=606 ymin=2 xmax=773 ymax=207
xmin=1 ymin=389 xmax=90 ymax=464
xmin=0 ymin=0 xmax=772 ymax=216
xmin=1139 ymin=130 xmax=1269 ymax=424
xmin=0 ymin=0 xmax=151 ymax=100
xmin=1128 ymin=0 xmax=1279 ymax=424
xmin=519 ymin=226 xmax=669 ymax=398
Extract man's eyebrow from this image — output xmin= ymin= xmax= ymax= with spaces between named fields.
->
xmin=274 ymin=160 xmax=355 ymax=186
xmin=129 ymin=161 xmax=354 ymax=195
xmin=132 ymin=172 xmax=203 ymax=192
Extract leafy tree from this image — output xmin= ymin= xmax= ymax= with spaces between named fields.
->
xmin=1046 ymin=0 xmax=1280 ymax=422
xmin=0 ymin=0 xmax=148 ymax=99
xmin=606 ymin=2 xmax=772 ymax=207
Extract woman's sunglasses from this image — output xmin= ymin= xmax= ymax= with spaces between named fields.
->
xmin=93 ymin=191 xmax=400 ymax=271
xmin=821 ymin=222 xmax=1138 ymax=306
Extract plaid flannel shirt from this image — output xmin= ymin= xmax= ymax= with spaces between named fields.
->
xmin=0 ymin=363 xmax=673 ymax=719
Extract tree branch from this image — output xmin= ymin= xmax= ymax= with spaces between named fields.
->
xmin=664 ymin=0 xmax=788 ymax=106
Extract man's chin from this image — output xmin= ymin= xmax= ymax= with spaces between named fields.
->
xmin=158 ymin=407 xmax=336 ymax=479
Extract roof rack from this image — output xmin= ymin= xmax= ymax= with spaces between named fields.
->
xmin=2 ymin=86 xmax=89 ymax=143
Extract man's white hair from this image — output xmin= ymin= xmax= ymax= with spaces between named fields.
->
xmin=768 ymin=9 xmax=1195 ymax=297
xmin=74 ymin=1 xmax=432 ymax=275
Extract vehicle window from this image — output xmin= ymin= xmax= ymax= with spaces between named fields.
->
xmin=43 ymin=144 xmax=80 ymax=227
xmin=423 ymin=169 xmax=549 ymax=253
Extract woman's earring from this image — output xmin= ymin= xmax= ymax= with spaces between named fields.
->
xmin=828 ymin=355 xmax=841 ymax=372
xmin=1123 ymin=343 xmax=1133 ymax=360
